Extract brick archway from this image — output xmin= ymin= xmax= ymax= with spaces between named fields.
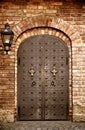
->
xmin=13 ymin=15 xmax=81 ymax=44
xmin=13 ymin=15 xmax=82 ymax=121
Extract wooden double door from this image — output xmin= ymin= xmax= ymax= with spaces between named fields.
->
xmin=17 ymin=35 xmax=69 ymax=121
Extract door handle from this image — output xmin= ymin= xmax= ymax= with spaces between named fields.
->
xmin=51 ymin=67 xmax=58 ymax=77
xmin=29 ymin=67 xmax=35 ymax=77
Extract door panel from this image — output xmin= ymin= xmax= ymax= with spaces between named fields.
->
xmin=17 ymin=35 xmax=69 ymax=120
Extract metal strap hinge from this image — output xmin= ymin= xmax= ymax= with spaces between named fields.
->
xmin=18 ymin=57 xmax=20 ymax=65
xmin=66 ymin=57 xmax=69 ymax=65
xmin=18 ymin=106 xmax=20 ymax=115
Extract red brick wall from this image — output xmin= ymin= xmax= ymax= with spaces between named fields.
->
xmin=0 ymin=0 xmax=85 ymax=122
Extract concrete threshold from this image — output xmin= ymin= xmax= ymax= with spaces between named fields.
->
xmin=0 ymin=121 xmax=85 ymax=130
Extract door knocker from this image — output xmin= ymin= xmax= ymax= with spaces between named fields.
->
xmin=51 ymin=81 xmax=55 ymax=87
xmin=31 ymin=81 xmax=36 ymax=87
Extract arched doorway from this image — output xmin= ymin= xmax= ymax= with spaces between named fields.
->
xmin=17 ymin=34 xmax=69 ymax=121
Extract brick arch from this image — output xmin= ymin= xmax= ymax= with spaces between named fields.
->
xmin=13 ymin=15 xmax=82 ymax=45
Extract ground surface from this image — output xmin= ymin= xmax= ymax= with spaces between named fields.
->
xmin=0 ymin=121 xmax=85 ymax=130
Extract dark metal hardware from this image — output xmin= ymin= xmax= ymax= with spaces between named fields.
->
xmin=51 ymin=67 xmax=58 ymax=77
xmin=1 ymin=23 xmax=14 ymax=54
xmin=51 ymin=81 xmax=55 ymax=87
xmin=66 ymin=57 xmax=69 ymax=65
xmin=18 ymin=57 xmax=20 ymax=65
xmin=31 ymin=81 xmax=36 ymax=86
xmin=29 ymin=68 xmax=35 ymax=77
xmin=18 ymin=106 xmax=20 ymax=118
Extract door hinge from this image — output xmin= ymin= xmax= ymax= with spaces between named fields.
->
xmin=18 ymin=106 xmax=20 ymax=120
xmin=18 ymin=106 xmax=20 ymax=115
xmin=18 ymin=57 xmax=20 ymax=65
xmin=66 ymin=57 xmax=69 ymax=65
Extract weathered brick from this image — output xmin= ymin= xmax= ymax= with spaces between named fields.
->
xmin=0 ymin=0 xmax=85 ymax=123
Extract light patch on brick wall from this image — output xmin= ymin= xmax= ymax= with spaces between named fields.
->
xmin=0 ymin=110 xmax=14 ymax=123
